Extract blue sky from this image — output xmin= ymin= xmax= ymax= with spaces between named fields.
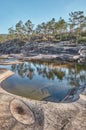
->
xmin=0 ymin=0 xmax=86 ymax=34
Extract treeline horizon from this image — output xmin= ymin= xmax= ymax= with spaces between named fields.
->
xmin=0 ymin=10 xmax=86 ymax=43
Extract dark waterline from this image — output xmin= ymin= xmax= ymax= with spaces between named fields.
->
xmin=1 ymin=60 xmax=86 ymax=103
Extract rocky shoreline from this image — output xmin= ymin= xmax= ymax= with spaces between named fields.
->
xmin=0 ymin=40 xmax=86 ymax=130
xmin=0 ymin=42 xmax=86 ymax=64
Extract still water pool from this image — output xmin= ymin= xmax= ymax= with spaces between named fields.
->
xmin=1 ymin=61 xmax=86 ymax=103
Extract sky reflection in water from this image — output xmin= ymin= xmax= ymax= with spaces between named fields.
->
xmin=1 ymin=61 xmax=86 ymax=103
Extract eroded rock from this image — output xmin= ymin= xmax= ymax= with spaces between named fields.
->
xmin=10 ymin=99 xmax=35 ymax=125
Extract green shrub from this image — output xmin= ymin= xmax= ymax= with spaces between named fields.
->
xmin=80 ymin=32 xmax=86 ymax=37
xmin=78 ymin=37 xmax=86 ymax=44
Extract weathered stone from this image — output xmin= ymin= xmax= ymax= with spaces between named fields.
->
xmin=79 ymin=47 xmax=86 ymax=58
xmin=0 ymin=40 xmax=86 ymax=63
xmin=0 ymin=69 xmax=14 ymax=83
xmin=0 ymin=60 xmax=23 ymax=65
xmin=0 ymin=39 xmax=25 ymax=54
xmin=0 ymin=55 xmax=9 ymax=59
xmin=73 ymin=55 xmax=80 ymax=60
xmin=10 ymin=99 xmax=35 ymax=125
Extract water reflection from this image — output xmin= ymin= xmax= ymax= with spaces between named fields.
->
xmin=1 ymin=61 xmax=86 ymax=103
xmin=10 ymin=61 xmax=86 ymax=84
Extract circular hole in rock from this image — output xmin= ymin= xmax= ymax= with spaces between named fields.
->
xmin=10 ymin=99 xmax=35 ymax=125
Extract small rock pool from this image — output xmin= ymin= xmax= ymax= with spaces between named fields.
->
xmin=0 ymin=60 xmax=86 ymax=103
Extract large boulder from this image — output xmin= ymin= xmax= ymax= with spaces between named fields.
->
xmin=79 ymin=47 xmax=86 ymax=58
xmin=78 ymin=47 xmax=86 ymax=63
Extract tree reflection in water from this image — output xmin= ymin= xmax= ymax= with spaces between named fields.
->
xmin=11 ymin=61 xmax=86 ymax=83
xmin=4 ymin=61 xmax=86 ymax=102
